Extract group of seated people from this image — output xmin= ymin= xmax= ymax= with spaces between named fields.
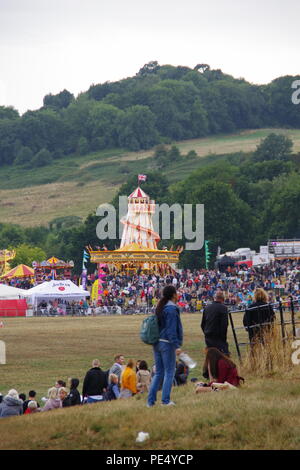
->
xmin=0 ymin=348 xmax=243 ymax=418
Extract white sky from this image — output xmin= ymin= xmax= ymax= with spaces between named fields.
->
xmin=0 ymin=0 xmax=299 ymax=114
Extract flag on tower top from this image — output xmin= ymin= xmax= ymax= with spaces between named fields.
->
xmin=138 ymin=174 xmax=147 ymax=182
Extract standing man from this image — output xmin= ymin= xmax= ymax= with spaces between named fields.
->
xmin=201 ymin=290 xmax=229 ymax=355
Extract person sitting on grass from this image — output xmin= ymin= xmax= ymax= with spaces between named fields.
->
xmin=120 ymin=359 xmax=137 ymax=398
xmin=0 ymin=389 xmax=23 ymax=418
xmin=58 ymin=387 xmax=71 ymax=407
xmin=23 ymin=390 xmax=40 ymax=413
xmin=104 ymin=374 xmax=120 ymax=401
xmin=24 ymin=400 xmax=40 ymax=414
xmin=66 ymin=378 xmax=81 ymax=406
xmin=195 ymin=348 xmax=244 ymax=393
xmin=82 ymin=359 xmax=108 ymax=404
xmin=55 ymin=380 xmax=66 ymax=388
xmin=42 ymin=387 xmax=62 ymax=411
xmin=108 ymin=354 xmax=125 ymax=385
xmin=19 ymin=393 xmax=26 ymax=403
xmin=136 ymin=360 xmax=151 ymax=393
xmin=174 ymin=359 xmax=189 ymax=386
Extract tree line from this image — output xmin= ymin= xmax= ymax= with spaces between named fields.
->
xmin=0 ymin=62 xmax=300 ymax=167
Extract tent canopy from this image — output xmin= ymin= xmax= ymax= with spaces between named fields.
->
xmin=24 ymin=280 xmax=90 ymax=301
xmin=0 ymin=283 xmax=26 ymax=299
xmin=1 ymin=264 xmax=34 ymax=279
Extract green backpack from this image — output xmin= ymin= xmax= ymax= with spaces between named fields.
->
xmin=140 ymin=314 xmax=160 ymax=345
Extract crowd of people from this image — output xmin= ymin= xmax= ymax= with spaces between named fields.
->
xmin=82 ymin=258 xmax=300 ymax=313
xmin=2 ymin=259 xmax=300 ymax=316
xmin=0 ymin=354 xmax=189 ymax=417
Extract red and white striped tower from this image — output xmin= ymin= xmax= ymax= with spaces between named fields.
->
xmin=120 ymin=186 xmax=160 ymax=249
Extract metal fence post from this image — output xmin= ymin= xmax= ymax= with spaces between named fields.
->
xmin=289 ymin=296 xmax=296 ymax=338
xmin=278 ymin=299 xmax=286 ymax=340
xmin=228 ymin=310 xmax=242 ymax=362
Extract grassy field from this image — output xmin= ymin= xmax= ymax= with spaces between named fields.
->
xmin=1 ymin=128 xmax=300 ymax=227
xmin=0 ymin=313 xmax=300 ymax=450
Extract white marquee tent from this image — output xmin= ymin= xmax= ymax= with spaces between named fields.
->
xmin=24 ymin=280 xmax=90 ymax=304
xmin=0 ymin=283 xmax=27 ymax=300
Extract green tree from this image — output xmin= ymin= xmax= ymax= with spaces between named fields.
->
xmin=118 ymin=105 xmax=159 ymax=150
xmin=77 ymin=136 xmax=89 ymax=156
xmin=240 ymin=159 xmax=293 ymax=182
xmin=0 ymin=106 xmax=19 ymax=120
xmin=31 ymin=148 xmax=52 ymax=167
xmin=261 ymin=173 xmax=300 ymax=239
xmin=14 ymin=146 xmax=33 ymax=165
xmin=0 ymin=119 xmax=19 ymax=165
xmin=265 ymin=75 xmax=300 ymax=127
xmin=137 ymin=61 xmax=160 ymax=76
xmin=43 ymin=89 xmax=74 ymax=109
xmin=253 ymin=133 xmax=293 ymax=162
xmin=11 ymin=244 xmax=46 ymax=268
xmin=87 ymin=103 xmax=123 ymax=150
xmin=0 ymin=224 xmax=26 ymax=247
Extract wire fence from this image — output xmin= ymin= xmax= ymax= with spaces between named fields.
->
xmin=0 ymin=305 xmax=159 ymax=317
xmin=228 ymin=297 xmax=300 ymax=360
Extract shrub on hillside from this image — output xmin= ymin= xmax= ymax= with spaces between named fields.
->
xmin=30 ymin=148 xmax=53 ymax=167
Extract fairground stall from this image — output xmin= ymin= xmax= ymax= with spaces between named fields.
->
xmin=32 ymin=257 xmax=74 ymax=284
xmin=24 ymin=280 xmax=90 ymax=316
xmin=1 ymin=264 xmax=35 ymax=289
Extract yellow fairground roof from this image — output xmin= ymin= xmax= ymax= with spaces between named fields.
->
xmin=89 ymin=243 xmax=181 ymax=265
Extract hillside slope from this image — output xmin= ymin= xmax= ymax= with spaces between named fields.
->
xmin=1 ymin=128 xmax=300 ymax=227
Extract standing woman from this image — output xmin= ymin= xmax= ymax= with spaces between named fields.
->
xmin=147 ymin=285 xmax=183 ymax=407
xmin=243 ymin=288 xmax=276 ymax=346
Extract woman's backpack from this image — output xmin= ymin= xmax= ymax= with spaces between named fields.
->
xmin=140 ymin=315 xmax=160 ymax=345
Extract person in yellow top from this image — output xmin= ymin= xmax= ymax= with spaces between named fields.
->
xmin=120 ymin=359 xmax=137 ymax=398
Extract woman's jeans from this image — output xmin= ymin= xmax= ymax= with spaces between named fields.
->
xmin=148 ymin=341 xmax=176 ymax=405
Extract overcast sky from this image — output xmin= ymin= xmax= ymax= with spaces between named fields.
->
xmin=1 ymin=0 xmax=299 ymax=114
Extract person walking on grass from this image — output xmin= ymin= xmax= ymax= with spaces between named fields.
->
xmin=147 ymin=285 xmax=183 ymax=407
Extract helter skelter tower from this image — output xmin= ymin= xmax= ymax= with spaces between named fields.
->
xmin=89 ymin=182 xmax=182 ymax=274
xmin=120 ymin=186 xmax=159 ymax=250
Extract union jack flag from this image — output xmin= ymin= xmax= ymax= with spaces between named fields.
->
xmin=138 ymin=174 xmax=147 ymax=182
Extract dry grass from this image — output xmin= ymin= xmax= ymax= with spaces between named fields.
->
xmin=0 ymin=181 xmax=118 ymax=226
xmin=174 ymin=128 xmax=300 ymax=156
xmin=242 ymin=325 xmax=294 ymax=377
xmin=0 ymin=314 xmax=300 ymax=450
